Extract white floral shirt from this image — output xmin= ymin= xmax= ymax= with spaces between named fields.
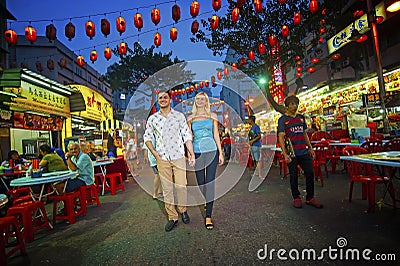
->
xmin=143 ymin=109 xmax=192 ymax=161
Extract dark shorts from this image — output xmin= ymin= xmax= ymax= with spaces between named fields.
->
xmin=65 ymin=178 xmax=86 ymax=193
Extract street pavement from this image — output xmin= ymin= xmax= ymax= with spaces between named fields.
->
xmin=7 ymin=162 xmax=400 ymax=266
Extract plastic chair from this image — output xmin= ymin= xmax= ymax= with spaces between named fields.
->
xmin=342 ymin=146 xmax=396 ymax=212
xmin=104 ymin=173 xmax=125 ymax=195
xmin=50 ymin=191 xmax=85 ymax=225
xmin=383 ymin=138 xmax=400 ymax=151
xmin=7 ymin=200 xmax=52 ymax=243
xmin=0 ymin=216 xmax=26 ymax=264
xmin=312 ymin=143 xmax=329 ymax=187
xmin=319 ymin=140 xmax=340 ymax=174
xmin=360 ymin=140 xmax=383 ymax=153
xmin=79 ymin=184 xmax=101 ymax=208
xmin=311 ymin=131 xmax=333 ymax=141
xmin=6 ymin=187 xmax=33 ymax=206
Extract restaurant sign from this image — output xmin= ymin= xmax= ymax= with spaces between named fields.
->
xmin=4 ymin=80 xmax=70 ymax=116
xmin=327 ymin=1 xmax=387 ymax=54
xmin=69 ymin=84 xmax=112 ymax=122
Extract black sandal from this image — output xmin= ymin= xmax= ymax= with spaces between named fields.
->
xmin=205 ymin=217 xmax=214 ymax=230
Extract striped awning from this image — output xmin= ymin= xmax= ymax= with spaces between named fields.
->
xmin=100 ymin=119 xmax=122 ymax=131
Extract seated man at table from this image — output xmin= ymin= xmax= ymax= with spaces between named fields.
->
xmin=39 ymin=144 xmax=67 ymax=172
xmin=54 ymin=142 xmax=94 ymax=194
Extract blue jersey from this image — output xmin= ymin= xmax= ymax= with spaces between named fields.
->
xmin=249 ymin=124 xmax=261 ymax=147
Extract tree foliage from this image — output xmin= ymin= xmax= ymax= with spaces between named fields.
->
xmin=190 ymin=0 xmax=349 ymax=76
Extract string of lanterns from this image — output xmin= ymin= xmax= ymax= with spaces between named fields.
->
xmin=4 ymin=0 xmax=328 ymax=79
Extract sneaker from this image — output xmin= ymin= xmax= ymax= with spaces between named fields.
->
xmin=306 ymin=198 xmax=323 ymax=208
xmin=293 ymin=197 xmax=302 ymax=208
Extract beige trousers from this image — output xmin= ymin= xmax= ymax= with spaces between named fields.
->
xmin=157 ymin=157 xmax=187 ymax=220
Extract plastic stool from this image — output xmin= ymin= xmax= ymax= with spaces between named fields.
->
xmin=104 ymin=173 xmax=125 ymax=195
xmin=7 ymin=201 xmax=52 ymax=243
xmin=49 ymin=191 xmax=85 ymax=225
xmin=94 ymin=173 xmax=104 ymax=193
xmin=79 ymin=184 xmax=101 ymax=209
xmin=0 ymin=216 xmax=26 ymax=264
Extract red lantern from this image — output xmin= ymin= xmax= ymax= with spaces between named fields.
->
xmin=170 ymin=27 xmax=178 ymax=42
xmin=258 ymin=43 xmax=266 ymax=54
xmin=319 ymin=19 xmax=326 ymax=25
xmin=356 ymin=34 xmax=368 ymax=43
xmin=295 ymin=55 xmax=301 ymax=61
xmin=65 ymin=22 xmax=75 ymax=41
xmin=310 ymin=0 xmax=318 ymax=13
xmin=224 ymin=67 xmax=229 ymax=76
xmin=248 ymin=51 xmax=255 ymax=61
xmin=254 ymin=0 xmax=263 ymax=13
xmin=151 ymin=8 xmax=161 ymax=26
xmin=376 ymin=16 xmax=384 ymax=24
xmin=319 ymin=27 xmax=326 ymax=34
xmin=190 ymin=85 xmax=195 ymax=92
xmin=190 ymin=1 xmax=200 ymax=18
xmin=307 ymin=67 xmax=315 ymax=73
xmin=296 ymin=66 xmax=302 ymax=72
xmin=205 ymin=80 xmax=209 ymax=87
xmin=46 ymin=24 xmax=56 ymax=42
xmin=116 ymin=16 xmax=126 ymax=35
xmin=58 ymin=57 xmax=67 ymax=69
xmin=25 ymin=26 xmax=37 ymax=43
xmin=240 ymin=57 xmax=246 ymax=66
xmin=191 ymin=20 xmax=199 ymax=34
xmin=232 ymin=63 xmax=238 ymax=72
xmin=47 ymin=59 xmax=55 ymax=71
xmin=199 ymin=81 xmax=204 ymax=88
xmin=232 ymin=7 xmax=240 ymax=23
xmin=210 ymin=15 xmax=219 ymax=30
xmin=293 ymin=13 xmax=301 ymax=25
xmin=195 ymin=84 xmax=199 ymax=90
xmin=268 ymin=35 xmax=277 ymax=47
xmin=104 ymin=47 xmax=112 ymax=60
xmin=134 ymin=13 xmax=143 ymax=31
xmin=4 ymin=29 xmax=17 ymax=45
xmin=331 ymin=53 xmax=341 ymax=60
xmin=282 ymin=25 xmax=289 ymax=38
xmin=172 ymin=4 xmax=181 ymax=23
xmin=217 ymin=71 xmax=223 ymax=80
xmin=212 ymin=0 xmax=222 ymax=11
xmin=318 ymin=37 xmax=324 ymax=43
xmin=77 ymin=56 xmax=85 ymax=67
xmin=118 ymin=42 xmax=127 ymax=55
xmin=296 ymin=72 xmax=302 ymax=78
xmin=237 ymin=0 xmax=246 ymax=7
xmin=278 ymin=0 xmax=286 ymax=3
xmin=296 ymin=61 xmax=302 ymax=66
xmin=186 ymin=86 xmax=190 ymax=93
xmin=321 ymin=8 xmax=327 ymax=15
xmin=154 ymin=32 xmax=161 ymax=47
xmin=311 ymin=57 xmax=319 ymax=64
xmin=90 ymin=50 xmax=98 ymax=63
xmin=101 ymin=18 xmax=110 ymax=37
xmin=85 ymin=20 xmax=95 ymax=39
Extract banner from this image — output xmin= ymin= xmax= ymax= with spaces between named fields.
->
xmin=13 ymin=112 xmax=63 ymax=131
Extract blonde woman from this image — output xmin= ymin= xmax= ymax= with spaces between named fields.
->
xmin=188 ymin=92 xmax=224 ymax=230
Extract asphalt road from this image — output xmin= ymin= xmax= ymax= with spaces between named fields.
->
xmin=6 ymin=163 xmax=400 ymax=266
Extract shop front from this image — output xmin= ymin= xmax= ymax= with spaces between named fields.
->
xmin=68 ymin=84 xmax=113 ymax=156
xmin=0 ymin=68 xmax=76 ymax=161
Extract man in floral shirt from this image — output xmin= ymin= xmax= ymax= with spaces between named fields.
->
xmin=144 ymin=90 xmax=195 ymax=232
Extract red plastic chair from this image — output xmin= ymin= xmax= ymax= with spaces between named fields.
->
xmin=0 ymin=216 xmax=26 ymax=264
xmin=319 ymin=140 xmax=340 ymax=174
xmin=383 ymin=138 xmax=400 ymax=151
xmin=49 ymin=191 xmax=85 ymax=225
xmin=312 ymin=143 xmax=329 ymax=187
xmin=311 ymin=131 xmax=332 ymax=141
xmin=104 ymin=173 xmax=125 ymax=195
xmin=342 ymin=146 xmax=396 ymax=212
xmin=360 ymin=140 xmax=383 ymax=153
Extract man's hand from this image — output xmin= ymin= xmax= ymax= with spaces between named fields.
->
xmin=284 ymin=153 xmax=292 ymax=163
xmin=309 ymin=149 xmax=316 ymax=159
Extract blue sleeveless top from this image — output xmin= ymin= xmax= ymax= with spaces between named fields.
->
xmin=192 ymin=118 xmax=217 ymax=153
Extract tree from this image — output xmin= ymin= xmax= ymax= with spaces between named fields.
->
xmin=103 ymin=42 xmax=181 ymax=94
xmin=190 ymin=0 xmax=349 ymax=112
